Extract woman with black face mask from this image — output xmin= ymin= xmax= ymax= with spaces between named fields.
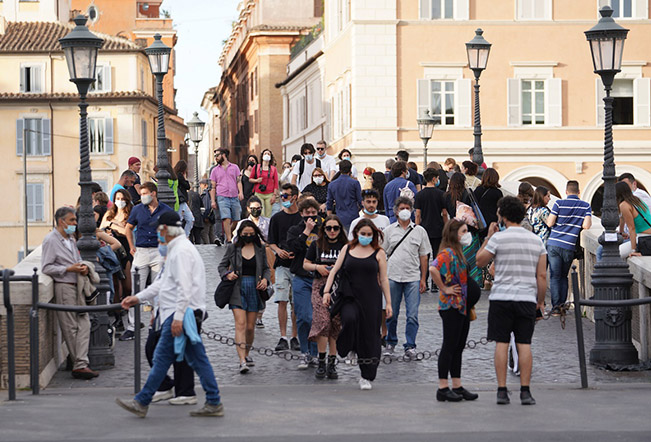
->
xmin=218 ymin=220 xmax=271 ymax=374
xmin=240 ymin=155 xmax=258 ymax=217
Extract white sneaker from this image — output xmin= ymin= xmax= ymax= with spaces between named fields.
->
xmin=239 ymin=362 xmax=249 ymax=374
xmin=151 ymin=389 xmax=173 ymax=403
xmin=168 ymin=395 xmax=198 ymax=405
xmin=344 ymin=351 xmax=357 ymax=365
xmin=359 ymin=378 xmax=372 ymax=390
xmin=297 ymin=354 xmax=311 ymax=370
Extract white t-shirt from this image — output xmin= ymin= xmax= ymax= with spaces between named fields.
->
xmin=317 ymin=154 xmax=337 ymax=178
xmin=291 ymin=159 xmax=318 ymax=192
xmin=348 ymin=214 xmax=391 ymax=240
xmin=335 ymin=162 xmax=358 ymax=179
xmin=485 ymin=226 xmax=546 ymax=304
xmin=634 ymin=188 xmax=651 ymax=209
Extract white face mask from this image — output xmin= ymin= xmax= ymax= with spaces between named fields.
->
xmin=262 ymin=154 xmax=271 ymax=162
xmin=115 ymin=200 xmax=127 ymax=209
xmin=313 ymin=176 xmax=324 ymax=185
xmin=460 ymin=231 xmax=472 ymax=247
xmin=342 ymin=156 xmax=350 ymax=162
xmin=141 ymin=194 xmax=153 ymax=205
xmin=398 ymin=209 xmax=411 ymax=221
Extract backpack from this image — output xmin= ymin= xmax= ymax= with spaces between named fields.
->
xmin=399 ymin=181 xmax=414 ymax=201
xmin=298 ymin=158 xmax=321 ymax=183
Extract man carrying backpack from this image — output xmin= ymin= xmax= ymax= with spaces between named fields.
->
xmin=291 ymin=143 xmax=321 ymax=192
xmin=383 ymin=161 xmax=417 ymax=223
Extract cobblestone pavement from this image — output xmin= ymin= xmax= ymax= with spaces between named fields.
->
xmin=50 ymin=244 xmax=651 ymax=390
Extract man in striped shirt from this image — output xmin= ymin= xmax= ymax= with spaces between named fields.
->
xmin=546 ymin=180 xmax=592 ymax=312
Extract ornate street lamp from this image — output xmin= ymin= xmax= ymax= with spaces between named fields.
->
xmin=585 ymin=6 xmax=638 ymax=366
xmin=465 ymin=28 xmax=491 ymax=166
xmin=416 ymin=109 xmax=437 ymax=170
xmin=145 ymin=34 xmax=175 ymax=206
xmin=186 ymin=112 xmax=205 ymax=192
xmin=59 ymin=15 xmax=114 ymax=368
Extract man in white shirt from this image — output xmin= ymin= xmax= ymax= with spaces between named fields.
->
xmin=291 ymin=143 xmax=321 ymax=192
xmin=348 ymin=189 xmax=390 ymax=240
xmin=619 ymin=173 xmax=651 ymax=208
xmin=315 ymin=140 xmax=337 ymax=180
xmin=116 ymin=212 xmax=223 ymax=418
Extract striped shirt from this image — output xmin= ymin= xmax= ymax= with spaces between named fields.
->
xmin=485 ymin=227 xmax=546 ymax=304
xmin=547 ymin=195 xmax=592 ymax=251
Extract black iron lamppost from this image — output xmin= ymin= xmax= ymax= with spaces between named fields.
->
xmin=186 ymin=112 xmax=205 ymax=192
xmin=59 ymin=15 xmax=114 ymax=368
xmin=145 ymin=34 xmax=175 ymax=206
xmin=585 ymin=6 xmax=638 ymax=366
xmin=465 ymin=28 xmax=491 ymax=166
xmin=417 ymin=109 xmax=437 ymax=170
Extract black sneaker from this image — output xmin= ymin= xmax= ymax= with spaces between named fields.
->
xmin=496 ymin=389 xmax=510 ymax=405
xmin=520 ymin=390 xmax=536 ymax=405
xmin=119 ymin=330 xmax=135 ymax=341
xmin=290 ymin=337 xmax=300 ymax=351
xmin=274 ymin=338 xmax=289 ymax=352
xmin=436 ymin=388 xmax=462 ymax=402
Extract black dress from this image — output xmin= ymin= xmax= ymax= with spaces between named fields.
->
xmin=336 ymin=247 xmax=382 ymax=381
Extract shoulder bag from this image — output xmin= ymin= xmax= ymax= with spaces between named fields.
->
xmin=387 ymin=226 xmax=415 ymax=259
xmin=466 ymin=187 xmax=487 ymax=230
xmin=214 ymin=275 xmax=237 ymax=309
xmin=632 ymin=205 xmax=651 ymax=255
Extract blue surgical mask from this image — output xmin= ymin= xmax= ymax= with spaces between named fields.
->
xmin=304 ymin=154 xmax=313 ymax=161
xmin=157 ymin=232 xmax=167 ymax=244
xmin=363 ymin=208 xmax=377 ymax=216
xmin=282 ymin=200 xmax=292 ymax=209
xmin=63 ymin=223 xmax=76 ymax=235
xmin=358 ymin=235 xmax=373 ymax=246
xmin=158 ymin=244 xmax=168 ymax=257
xmin=435 ymin=180 xmax=440 ymax=187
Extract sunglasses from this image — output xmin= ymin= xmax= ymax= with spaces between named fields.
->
xmin=280 ymin=193 xmax=292 ymax=200
xmin=324 ymin=225 xmax=340 ymax=232
xmin=316 ymin=147 xmax=325 ymax=151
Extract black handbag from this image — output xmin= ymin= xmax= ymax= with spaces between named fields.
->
xmin=633 ymin=205 xmax=651 ymax=255
xmin=214 ymin=277 xmax=236 ymax=309
xmin=258 ymin=284 xmax=274 ymax=302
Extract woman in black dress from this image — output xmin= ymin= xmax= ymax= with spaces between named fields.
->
xmin=323 ymin=219 xmax=392 ymax=390
xmin=240 ymin=154 xmax=258 ymax=217
xmin=474 ymin=168 xmax=503 ymax=241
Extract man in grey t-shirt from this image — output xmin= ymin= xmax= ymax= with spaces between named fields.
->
xmin=477 ymin=196 xmax=546 ymax=406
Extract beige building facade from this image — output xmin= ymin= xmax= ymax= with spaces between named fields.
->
xmin=318 ymin=0 xmax=651 ymax=212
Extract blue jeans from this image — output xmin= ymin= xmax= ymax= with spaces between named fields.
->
xmin=292 ymin=275 xmax=317 ymax=356
xmin=547 ymin=245 xmax=575 ymax=307
xmin=178 ymin=202 xmax=195 ymax=237
xmin=386 ymin=280 xmax=421 ymax=350
xmin=135 ymin=315 xmax=221 ymax=407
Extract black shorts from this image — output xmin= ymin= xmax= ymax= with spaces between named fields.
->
xmin=487 ymin=301 xmax=536 ymax=344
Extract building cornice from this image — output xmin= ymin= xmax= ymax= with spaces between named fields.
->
xmin=510 ymin=61 xmax=559 ymax=67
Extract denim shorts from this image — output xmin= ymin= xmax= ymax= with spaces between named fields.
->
xmin=217 ymin=196 xmax=241 ymax=221
xmin=273 ymin=266 xmax=294 ymax=303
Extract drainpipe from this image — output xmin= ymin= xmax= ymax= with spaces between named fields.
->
xmin=48 ymin=52 xmax=55 ymax=225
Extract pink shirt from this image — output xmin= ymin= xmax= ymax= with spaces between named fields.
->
xmin=210 ymin=162 xmax=240 ymax=198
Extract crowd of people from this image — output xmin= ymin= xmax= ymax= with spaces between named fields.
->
xmin=39 ymin=141 xmax=651 ymax=417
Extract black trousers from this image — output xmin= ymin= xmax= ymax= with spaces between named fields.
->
xmin=337 ymin=301 xmax=381 ymax=382
xmin=190 ymin=226 xmax=204 ymax=244
xmin=145 ymin=327 xmax=196 ymax=396
xmin=438 ymin=308 xmax=470 ymax=379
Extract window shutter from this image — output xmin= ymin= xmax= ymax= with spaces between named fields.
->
xmin=32 ymin=66 xmax=43 ymax=93
xmin=20 ymin=67 xmax=26 ymax=92
xmin=105 ymin=118 xmax=114 ymax=154
xmin=419 ymin=0 xmax=430 ymax=19
xmin=635 ymin=0 xmax=649 ymax=19
xmin=507 ymin=78 xmax=522 ymax=126
xmin=596 ymin=78 xmax=606 ymax=126
xmin=103 ymin=65 xmax=112 ymax=92
xmin=454 ymin=0 xmax=470 ymax=20
xmin=634 ymin=77 xmax=651 ymax=127
xmin=455 ymin=78 xmax=472 ymax=127
xmin=26 ymin=184 xmax=34 ymax=221
xmin=34 ymin=184 xmax=44 ymax=221
xmin=598 ymin=0 xmax=609 ymax=12
xmin=42 ymin=118 xmax=51 ymax=155
xmin=142 ymin=119 xmax=148 ymax=157
xmin=417 ymin=79 xmax=430 ymax=119
xmin=16 ymin=119 xmax=24 ymax=155
xmin=545 ymin=78 xmax=562 ymax=127
xmin=544 ymin=0 xmax=553 ymax=20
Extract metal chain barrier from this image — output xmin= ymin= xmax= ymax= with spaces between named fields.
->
xmin=537 ymin=302 xmax=573 ymax=329
xmin=202 ymin=330 xmax=491 ymax=365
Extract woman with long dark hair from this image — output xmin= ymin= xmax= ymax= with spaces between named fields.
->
xmin=474 ymin=168 xmax=503 ymax=239
xmin=371 ymin=172 xmax=387 ymax=214
xmin=430 ymin=219 xmax=479 ymax=402
xmin=323 ymin=219 xmax=392 ymax=390
xmin=100 ymin=188 xmax=133 ymax=302
xmin=240 ymin=154 xmax=258 ymax=217
xmin=173 ymin=160 xmax=194 ymax=237
xmin=304 ymin=215 xmax=348 ymax=380
xmin=527 ymin=186 xmax=552 ymax=245
xmin=250 ymin=148 xmax=279 ymax=217
xmin=218 ymin=220 xmax=271 ymax=373
xmin=616 ymin=181 xmax=651 ymax=258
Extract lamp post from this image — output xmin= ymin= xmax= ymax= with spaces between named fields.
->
xmin=59 ymin=16 xmax=114 ymax=368
xmin=145 ymin=34 xmax=174 ymax=206
xmin=465 ymin=28 xmax=491 ymax=166
xmin=186 ymin=112 xmax=205 ymax=192
xmin=417 ymin=109 xmax=437 ymax=170
xmin=585 ymin=6 xmax=638 ymax=366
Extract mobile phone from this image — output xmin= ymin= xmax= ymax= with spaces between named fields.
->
xmin=536 ymin=308 xmax=543 ymax=319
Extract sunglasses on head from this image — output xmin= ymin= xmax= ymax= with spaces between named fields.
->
xmin=324 ymin=225 xmax=340 ymax=232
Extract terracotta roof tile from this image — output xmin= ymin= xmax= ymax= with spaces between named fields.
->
xmin=0 ymin=21 xmax=141 ymax=52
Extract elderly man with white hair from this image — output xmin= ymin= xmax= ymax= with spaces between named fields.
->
xmin=116 ymin=211 xmax=224 ymax=418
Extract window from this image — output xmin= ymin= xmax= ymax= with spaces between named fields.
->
xmin=89 ymin=118 xmax=114 ymax=154
xmin=88 ymin=5 xmax=99 ymax=22
xmin=521 ymin=80 xmax=545 ymax=125
xmin=432 ymin=81 xmax=455 ymax=125
xmin=141 ymin=119 xmax=148 ymax=157
xmin=517 ymin=0 xmax=552 ymax=20
xmin=612 ymin=79 xmax=634 ymax=125
xmin=93 ymin=179 xmax=109 ymax=192
xmin=507 ymin=77 xmax=562 ymax=127
xmin=16 ymin=118 xmax=51 ymax=156
xmin=598 ymin=0 xmax=648 ymax=18
xmin=20 ymin=65 xmax=43 ymax=93
xmin=417 ymin=77 xmax=471 ymax=127
xmin=89 ymin=64 xmax=111 ymax=93
xmin=596 ymin=77 xmax=650 ymax=126
xmin=26 ymin=183 xmax=44 ymax=222
xmin=336 ymin=0 xmax=350 ymax=30
xmin=419 ymin=0 xmax=468 ymax=20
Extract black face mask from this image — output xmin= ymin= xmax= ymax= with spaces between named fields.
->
xmin=250 ymin=208 xmax=262 ymax=217
xmin=241 ymin=235 xmax=256 ymax=244
xmin=248 ymin=161 xmax=256 ymax=167
xmin=303 ymin=215 xmax=318 ymax=223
